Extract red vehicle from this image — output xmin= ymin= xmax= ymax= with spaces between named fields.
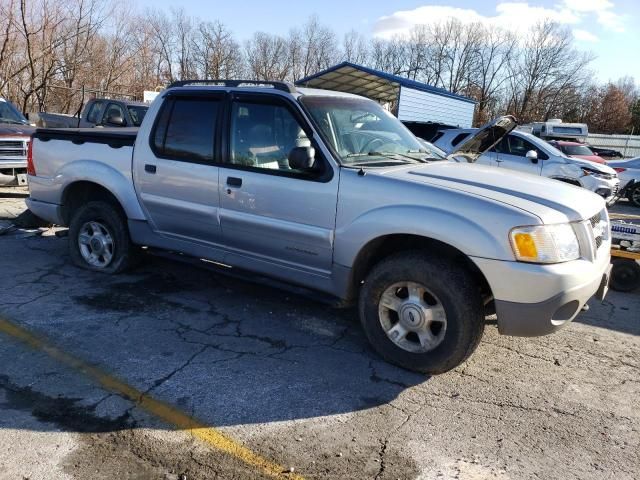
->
xmin=548 ymin=140 xmax=605 ymax=164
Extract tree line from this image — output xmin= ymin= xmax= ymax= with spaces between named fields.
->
xmin=1 ymin=0 xmax=638 ymax=133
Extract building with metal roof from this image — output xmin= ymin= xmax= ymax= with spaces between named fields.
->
xmin=296 ymin=62 xmax=477 ymax=136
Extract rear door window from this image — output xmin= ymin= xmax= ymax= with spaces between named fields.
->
xmin=151 ymin=97 xmax=221 ymax=164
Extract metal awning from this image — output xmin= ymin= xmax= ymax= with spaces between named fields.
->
xmin=298 ymin=64 xmax=399 ymax=103
xmin=296 ymin=62 xmax=476 ymax=105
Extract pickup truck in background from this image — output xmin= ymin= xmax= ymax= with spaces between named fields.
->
xmin=26 ymin=80 xmax=612 ymax=374
xmin=30 ymin=98 xmax=149 ymax=129
xmin=0 ymin=96 xmax=34 ymax=186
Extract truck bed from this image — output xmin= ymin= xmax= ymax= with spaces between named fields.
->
xmin=29 ymin=128 xmax=139 ymax=207
xmin=33 ymin=128 xmax=137 ymax=148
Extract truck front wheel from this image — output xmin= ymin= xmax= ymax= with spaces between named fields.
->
xmin=68 ymin=201 xmax=135 ymax=274
xmin=359 ymin=251 xmax=484 ymax=374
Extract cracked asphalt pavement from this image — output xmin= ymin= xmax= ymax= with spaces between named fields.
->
xmin=0 ymin=191 xmax=639 ymax=480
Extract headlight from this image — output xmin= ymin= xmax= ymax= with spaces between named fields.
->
xmin=581 ymin=168 xmax=616 ymax=180
xmin=509 ymin=224 xmax=580 ymax=263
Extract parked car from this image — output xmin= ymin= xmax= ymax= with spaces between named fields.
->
xmin=590 ymin=146 xmax=623 ymax=159
xmin=547 ymin=140 xmax=605 ymax=164
xmin=608 ymin=157 xmax=640 ymax=207
xmin=434 ymin=128 xmax=620 ymax=205
xmin=27 ymin=81 xmax=612 ymax=374
xmin=0 ymin=96 xmax=34 ymax=186
xmin=30 ymin=98 xmax=149 ymax=129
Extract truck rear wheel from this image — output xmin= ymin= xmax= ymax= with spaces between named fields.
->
xmin=359 ymin=251 xmax=484 ymax=374
xmin=68 ymin=201 xmax=135 ymax=274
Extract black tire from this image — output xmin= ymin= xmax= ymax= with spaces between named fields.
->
xmin=627 ymin=183 xmax=640 ymax=208
xmin=610 ymin=258 xmax=640 ymax=292
xmin=358 ymin=251 xmax=484 ymax=374
xmin=68 ymin=201 xmax=136 ymax=274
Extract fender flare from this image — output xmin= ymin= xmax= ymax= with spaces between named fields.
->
xmin=333 ymin=205 xmax=514 ymax=268
xmin=57 ymin=160 xmax=146 ymax=220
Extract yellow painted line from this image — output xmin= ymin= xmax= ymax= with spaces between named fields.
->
xmin=0 ymin=316 xmax=303 ymax=479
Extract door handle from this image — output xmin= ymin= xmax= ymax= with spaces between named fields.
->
xmin=145 ymin=164 xmax=157 ymax=174
xmin=227 ymin=177 xmax=242 ymax=187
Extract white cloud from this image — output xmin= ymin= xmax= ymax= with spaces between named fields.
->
xmin=573 ymin=28 xmax=599 ymax=42
xmin=372 ymin=1 xmax=625 ymax=40
xmin=596 ymin=10 xmax=625 ymax=32
xmin=562 ymin=0 xmax=613 ymax=12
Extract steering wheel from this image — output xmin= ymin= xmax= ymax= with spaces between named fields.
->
xmin=359 ymin=137 xmax=386 ymax=154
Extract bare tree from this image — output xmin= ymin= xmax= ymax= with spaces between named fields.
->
xmin=505 ymin=21 xmax=594 ymax=122
xmin=192 ymin=20 xmax=243 ymax=79
xmin=245 ymin=32 xmax=290 ymax=81
xmin=342 ymin=30 xmax=369 ymax=65
xmin=470 ymin=26 xmax=516 ymax=124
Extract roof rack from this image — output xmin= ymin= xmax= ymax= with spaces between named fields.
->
xmin=167 ymin=79 xmax=297 ymax=94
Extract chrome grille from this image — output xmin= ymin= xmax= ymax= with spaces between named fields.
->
xmin=0 ymin=139 xmax=27 ymax=158
xmin=588 ymin=209 xmax=607 ymax=256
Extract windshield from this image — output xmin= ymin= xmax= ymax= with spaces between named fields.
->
xmin=417 ymin=138 xmax=447 ymax=160
xmin=541 ymin=139 xmax=565 ymax=158
xmin=0 ymin=98 xmax=29 ymax=125
xmin=127 ymin=106 xmax=148 ymax=127
xmin=300 ymin=95 xmax=434 ymax=166
xmin=562 ymin=145 xmax=594 ymax=156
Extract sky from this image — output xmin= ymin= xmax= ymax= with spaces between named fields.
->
xmin=135 ymin=0 xmax=640 ymax=83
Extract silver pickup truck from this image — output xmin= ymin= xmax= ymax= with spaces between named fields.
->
xmin=26 ymin=80 xmax=612 ymax=374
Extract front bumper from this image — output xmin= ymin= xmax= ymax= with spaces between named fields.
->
xmin=0 ymin=160 xmax=27 ymax=186
xmin=472 ymin=249 xmax=611 ymax=337
xmin=580 ymin=175 xmax=620 ymax=202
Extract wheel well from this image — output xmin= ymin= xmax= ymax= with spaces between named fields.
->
xmin=349 ymin=234 xmax=493 ymax=305
xmin=552 ymin=177 xmax=581 ymax=187
xmin=61 ymin=181 xmax=125 ymax=225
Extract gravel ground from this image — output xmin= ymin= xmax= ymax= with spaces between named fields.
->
xmin=0 ymin=189 xmax=638 ymax=480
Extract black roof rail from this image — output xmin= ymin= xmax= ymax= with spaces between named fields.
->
xmin=167 ymin=79 xmax=297 ymax=93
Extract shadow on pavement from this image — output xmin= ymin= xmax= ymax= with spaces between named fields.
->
xmin=0 ymin=233 xmax=427 ymax=435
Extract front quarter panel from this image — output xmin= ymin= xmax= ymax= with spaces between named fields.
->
xmin=333 ymin=167 xmax=541 ymax=267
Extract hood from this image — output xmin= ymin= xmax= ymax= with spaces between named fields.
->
xmin=570 ymin=154 xmax=605 ymax=164
xmin=0 ymin=124 xmax=35 ymax=137
xmin=564 ymin=156 xmax=616 ymax=174
xmin=448 ymin=115 xmax=517 ymax=163
xmin=379 ymin=161 xmax=605 ymax=223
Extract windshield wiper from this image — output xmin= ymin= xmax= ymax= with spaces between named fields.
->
xmin=346 ymin=151 xmax=427 ymax=163
xmin=0 ymin=118 xmax=26 ymax=125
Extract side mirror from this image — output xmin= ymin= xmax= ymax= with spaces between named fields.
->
xmin=288 ymin=146 xmax=316 ymax=170
xmin=526 ymin=150 xmax=538 ymax=164
xmin=106 ymin=114 xmax=125 ymax=126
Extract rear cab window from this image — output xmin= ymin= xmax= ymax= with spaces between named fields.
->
xmin=86 ymin=101 xmax=104 ymax=124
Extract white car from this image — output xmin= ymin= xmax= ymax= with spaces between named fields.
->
xmin=607 ymin=157 xmax=640 ymax=207
xmin=434 ymin=128 xmax=620 ymax=205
